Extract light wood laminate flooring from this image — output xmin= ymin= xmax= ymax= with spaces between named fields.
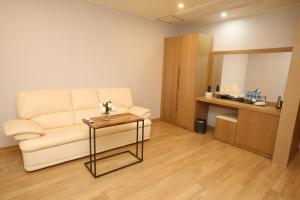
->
xmin=1 ymin=121 xmax=300 ymax=200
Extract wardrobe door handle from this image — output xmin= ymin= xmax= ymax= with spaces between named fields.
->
xmin=177 ymin=68 xmax=181 ymax=91
xmin=176 ymin=68 xmax=181 ymax=111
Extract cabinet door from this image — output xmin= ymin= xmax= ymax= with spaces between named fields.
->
xmin=176 ymin=34 xmax=198 ymax=129
xmin=161 ymin=36 xmax=181 ymax=123
xmin=235 ymin=109 xmax=279 ymax=156
xmin=214 ymin=117 xmax=236 ymax=145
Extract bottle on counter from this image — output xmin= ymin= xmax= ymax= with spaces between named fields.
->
xmin=215 ymin=85 xmax=221 ymax=98
xmin=205 ymin=85 xmax=213 ymax=98
xmin=276 ymin=96 xmax=283 ymax=109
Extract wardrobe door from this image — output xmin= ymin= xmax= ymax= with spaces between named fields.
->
xmin=161 ymin=36 xmax=181 ymax=123
xmin=176 ymin=34 xmax=198 ymax=129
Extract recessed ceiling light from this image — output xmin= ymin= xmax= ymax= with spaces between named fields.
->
xmin=221 ymin=12 xmax=227 ymax=18
xmin=178 ymin=3 xmax=184 ymax=9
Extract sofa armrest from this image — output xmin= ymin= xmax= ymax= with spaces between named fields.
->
xmin=128 ymin=106 xmax=151 ymax=119
xmin=14 ymin=133 xmax=42 ymax=141
xmin=3 ymin=120 xmax=45 ymax=139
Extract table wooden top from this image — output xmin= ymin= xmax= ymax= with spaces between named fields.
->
xmin=195 ymin=96 xmax=281 ymax=116
xmin=82 ymin=113 xmax=144 ymax=129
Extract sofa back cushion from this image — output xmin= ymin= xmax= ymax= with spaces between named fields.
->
xmin=98 ymin=88 xmax=133 ymax=107
xmin=16 ymin=88 xmax=134 ymax=128
xmin=71 ymin=89 xmax=100 ymax=124
xmin=17 ymin=90 xmax=73 ymax=119
xmin=71 ymin=89 xmax=99 ymax=110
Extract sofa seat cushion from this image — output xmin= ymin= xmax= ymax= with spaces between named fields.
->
xmin=31 ymin=111 xmax=75 ymax=129
xmin=74 ymin=109 xmax=101 ymax=124
xmin=14 ymin=133 xmax=41 ymax=141
xmin=19 ymin=119 xmax=151 ymax=152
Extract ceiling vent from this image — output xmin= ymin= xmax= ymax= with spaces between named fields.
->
xmin=156 ymin=15 xmax=184 ymax=24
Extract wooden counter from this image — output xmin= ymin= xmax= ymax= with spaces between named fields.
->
xmin=194 ymin=97 xmax=281 ymax=158
xmin=195 ymin=96 xmax=281 ymax=116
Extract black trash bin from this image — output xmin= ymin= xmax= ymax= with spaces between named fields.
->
xmin=195 ymin=119 xmax=207 ymax=134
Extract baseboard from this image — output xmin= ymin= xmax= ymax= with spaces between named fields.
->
xmin=151 ymin=118 xmax=160 ymax=122
xmin=0 ymin=145 xmax=19 ymax=153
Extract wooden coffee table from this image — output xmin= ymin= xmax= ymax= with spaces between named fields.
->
xmin=82 ymin=113 xmax=145 ymax=178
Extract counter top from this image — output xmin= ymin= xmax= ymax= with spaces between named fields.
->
xmin=195 ymin=96 xmax=281 ymax=116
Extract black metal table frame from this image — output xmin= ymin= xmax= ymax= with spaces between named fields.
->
xmin=84 ymin=119 xmax=144 ymax=178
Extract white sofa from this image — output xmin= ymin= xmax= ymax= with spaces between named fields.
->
xmin=3 ymin=88 xmax=151 ymax=171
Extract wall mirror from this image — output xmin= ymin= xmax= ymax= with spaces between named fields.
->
xmin=210 ymin=47 xmax=293 ymax=103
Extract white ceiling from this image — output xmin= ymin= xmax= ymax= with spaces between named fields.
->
xmin=89 ymin=0 xmax=300 ymax=25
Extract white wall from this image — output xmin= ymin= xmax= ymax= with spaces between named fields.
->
xmin=176 ymin=6 xmax=300 ymax=126
xmin=245 ymin=52 xmax=292 ymax=102
xmin=177 ymin=6 xmax=300 ymax=51
xmin=1 ymin=2 xmax=299 ymax=147
xmin=221 ymin=54 xmax=249 ymax=92
xmin=0 ymin=0 xmax=173 ymax=147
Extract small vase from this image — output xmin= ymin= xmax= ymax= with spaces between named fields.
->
xmin=104 ymin=113 xmax=110 ymax=121
xmin=205 ymin=92 xmax=213 ymax=98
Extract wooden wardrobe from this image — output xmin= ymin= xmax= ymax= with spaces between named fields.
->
xmin=160 ymin=33 xmax=213 ymax=130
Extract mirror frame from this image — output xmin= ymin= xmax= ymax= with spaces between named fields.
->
xmin=207 ymin=46 xmax=293 ymax=90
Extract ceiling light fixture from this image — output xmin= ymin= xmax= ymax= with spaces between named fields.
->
xmin=221 ymin=12 xmax=227 ymax=18
xmin=178 ymin=3 xmax=184 ymax=9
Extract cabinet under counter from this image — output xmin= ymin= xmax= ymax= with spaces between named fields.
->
xmin=235 ymin=109 xmax=279 ymax=158
xmin=195 ymin=97 xmax=281 ymax=158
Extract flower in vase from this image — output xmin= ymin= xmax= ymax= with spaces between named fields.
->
xmin=98 ymin=101 xmax=116 ymax=116
xmin=100 ymin=106 xmax=106 ymax=114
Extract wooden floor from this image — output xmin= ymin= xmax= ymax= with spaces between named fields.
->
xmin=1 ymin=121 xmax=300 ymax=200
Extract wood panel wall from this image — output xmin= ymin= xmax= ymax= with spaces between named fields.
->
xmin=273 ymin=17 xmax=300 ymax=166
xmin=289 ymin=103 xmax=300 ymax=162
